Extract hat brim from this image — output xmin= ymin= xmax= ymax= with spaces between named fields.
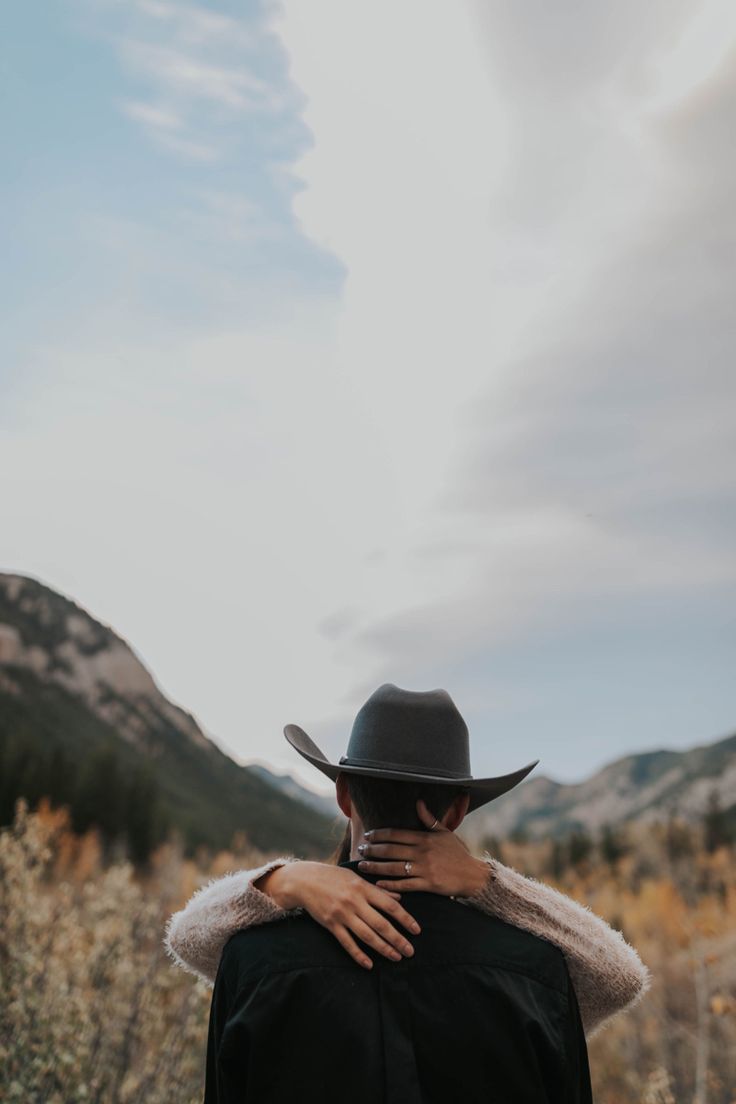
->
xmin=284 ymin=724 xmax=539 ymax=814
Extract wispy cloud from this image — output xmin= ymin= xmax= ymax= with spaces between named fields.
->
xmin=117 ymin=40 xmax=279 ymax=113
xmin=179 ymin=189 xmax=288 ymax=242
xmin=65 ymin=0 xmax=328 ymax=300
xmin=79 ymin=0 xmax=296 ymax=163
xmin=119 ymin=99 xmax=183 ymax=132
xmin=134 ymin=0 xmax=259 ymax=50
xmin=116 ymin=98 xmax=213 ymax=160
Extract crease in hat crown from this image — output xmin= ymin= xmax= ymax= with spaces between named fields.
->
xmin=283 ymin=682 xmax=540 ymax=814
xmin=339 ymin=683 xmax=471 ymax=779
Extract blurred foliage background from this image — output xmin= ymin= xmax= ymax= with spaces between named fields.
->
xmin=1 ymin=797 xmax=734 ymax=1103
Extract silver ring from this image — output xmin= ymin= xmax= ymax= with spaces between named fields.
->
xmin=404 ymin=860 xmax=412 ymax=876
xmin=430 ymin=819 xmax=440 ymax=830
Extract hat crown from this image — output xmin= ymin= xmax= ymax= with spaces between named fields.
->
xmin=340 ymin=683 xmax=471 ymax=781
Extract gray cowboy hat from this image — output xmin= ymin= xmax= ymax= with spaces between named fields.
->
xmin=284 ymin=682 xmax=539 ymax=814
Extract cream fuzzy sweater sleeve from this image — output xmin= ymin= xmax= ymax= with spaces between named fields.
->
xmin=164 ymin=857 xmax=299 ymax=985
xmin=462 ymin=854 xmax=653 ymax=1041
xmin=164 ymin=855 xmax=652 ymax=1039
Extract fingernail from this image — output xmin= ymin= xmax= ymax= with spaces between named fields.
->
xmin=390 ymin=950 xmax=401 ymax=961
xmin=359 ymin=861 xmax=369 ymax=869
xmin=363 ymin=830 xmax=373 ymax=838
xmin=363 ymin=959 xmax=372 ymax=969
xmin=403 ymin=944 xmax=413 ymax=955
xmin=357 ymin=844 xmax=367 ymax=854
xmin=411 ymin=922 xmax=421 ymax=934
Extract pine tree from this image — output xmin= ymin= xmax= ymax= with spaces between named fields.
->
xmin=703 ymin=787 xmax=730 ymax=853
xmin=550 ymin=838 xmax=566 ymax=880
xmin=72 ymin=747 xmax=125 ymax=842
xmin=600 ymin=822 xmax=627 ymax=867
xmin=665 ymin=811 xmax=693 ymax=862
xmin=568 ymin=827 xmax=593 ymax=868
xmin=124 ymin=764 xmax=166 ymax=865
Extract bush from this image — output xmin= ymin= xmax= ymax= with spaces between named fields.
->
xmin=0 ymin=801 xmax=208 ymax=1103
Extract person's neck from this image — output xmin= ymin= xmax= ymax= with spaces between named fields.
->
xmin=348 ymin=817 xmax=367 ymax=861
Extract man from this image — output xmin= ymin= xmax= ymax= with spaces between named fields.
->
xmin=203 ymin=684 xmax=598 ymax=1102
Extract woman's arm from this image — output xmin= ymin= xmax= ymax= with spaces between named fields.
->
xmin=164 ymin=857 xmax=420 ymax=984
xmin=361 ymin=800 xmax=653 ymax=1041
xmin=167 ymin=812 xmax=653 ymax=1039
xmin=461 ymin=854 xmax=653 ymax=1041
xmin=164 ymin=857 xmax=298 ymax=984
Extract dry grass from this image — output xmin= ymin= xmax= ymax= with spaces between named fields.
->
xmin=1 ymin=800 xmax=735 ymax=1102
xmin=0 ymin=802 xmax=211 ymax=1103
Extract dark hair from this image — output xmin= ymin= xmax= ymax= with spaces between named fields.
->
xmin=328 ymin=774 xmax=469 ymax=864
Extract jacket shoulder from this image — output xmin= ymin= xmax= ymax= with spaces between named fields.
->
xmin=218 ymin=896 xmax=570 ymax=1000
xmin=219 ymin=912 xmax=350 ymax=985
xmin=429 ymin=896 xmax=571 ymax=995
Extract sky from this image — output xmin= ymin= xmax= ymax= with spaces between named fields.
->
xmin=2 ymin=0 xmax=734 ymax=797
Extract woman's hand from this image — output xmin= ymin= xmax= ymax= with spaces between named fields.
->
xmin=356 ymin=799 xmax=491 ymax=898
xmin=254 ymin=862 xmax=421 ymax=971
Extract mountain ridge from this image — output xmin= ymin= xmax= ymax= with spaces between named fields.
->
xmin=2 ymin=571 xmax=732 ymax=853
xmin=462 ymin=728 xmax=736 ymax=844
xmin=0 ymin=572 xmax=333 ymax=856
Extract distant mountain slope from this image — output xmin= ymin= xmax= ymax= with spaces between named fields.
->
xmin=248 ymin=763 xmax=339 ymax=819
xmin=246 ymin=730 xmax=736 ymax=847
xmin=464 ymin=730 xmax=736 ymax=844
xmin=0 ymin=573 xmax=332 ymax=856
xmin=3 ymin=572 xmax=732 ymax=855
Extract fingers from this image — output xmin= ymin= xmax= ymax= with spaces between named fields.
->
xmin=350 ymin=915 xmax=415 ymax=962
xmin=366 ymin=888 xmax=421 ymax=934
xmin=359 ymin=860 xmax=420 ymax=878
xmin=324 ymin=881 xmax=421 ymax=969
xmin=359 ymin=842 xmax=422 ymax=860
xmin=363 ymin=828 xmax=422 ymax=845
xmin=358 ymin=907 xmax=416 ymax=957
xmin=416 ymin=798 xmax=440 ymax=828
xmin=332 ymin=924 xmax=374 ymax=970
xmin=376 ymin=878 xmax=430 ymax=893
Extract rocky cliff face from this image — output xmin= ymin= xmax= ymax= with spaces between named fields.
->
xmin=0 ymin=572 xmax=333 ymax=856
xmin=0 ymin=574 xmax=210 ymax=754
xmin=464 ymin=730 xmax=736 ymax=843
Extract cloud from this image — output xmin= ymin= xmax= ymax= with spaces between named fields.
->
xmin=79 ymin=0 xmax=298 ymax=163
xmin=117 ymin=40 xmax=277 ymax=112
xmin=450 ymin=49 xmax=736 ymax=566
xmin=119 ymin=99 xmax=183 ymax=131
xmin=179 ymin=189 xmax=288 ymax=243
xmin=6 ymin=0 xmax=734 ymax=788
xmin=133 ymin=0 xmax=258 ymax=49
xmin=118 ymin=97 xmax=219 ymax=159
xmin=265 ymin=0 xmax=736 ymax=759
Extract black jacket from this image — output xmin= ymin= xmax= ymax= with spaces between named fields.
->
xmin=204 ymin=861 xmax=594 ymax=1103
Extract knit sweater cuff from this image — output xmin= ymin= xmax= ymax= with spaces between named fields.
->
xmin=461 ymin=854 xmax=499 ymax=908
xmin=164 ymin=856 xmax=300 ymax=984
xmin=239 ymin=857 xmax=302 ymax=923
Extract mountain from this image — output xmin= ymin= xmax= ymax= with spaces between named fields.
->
xmin=463 ymin=730 xmax=736 ymax=845
xmin=3 ymin=571 xmax=732 ymax=857
xmin=0 ymin=573 xmax=333 ymax=857
xmin=248 ymin=763 xmax=339 ymax=819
